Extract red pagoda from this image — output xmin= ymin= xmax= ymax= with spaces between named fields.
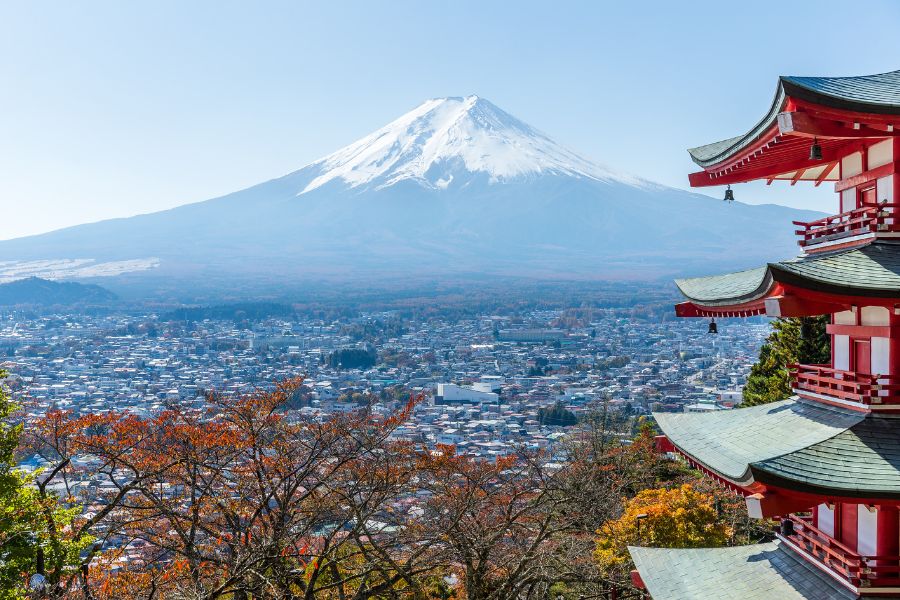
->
xmin=629 ymin=71 xmax=900 ymax=599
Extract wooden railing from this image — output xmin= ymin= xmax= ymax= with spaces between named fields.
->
xmin=793 ymin=202 xmax=900 ymax=248
xmin=782 ymin=514 xmax=900 ymax=587
xmin=790 ymin=363 xmax=900 ymax=406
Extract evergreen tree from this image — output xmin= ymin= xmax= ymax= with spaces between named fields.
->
xmin=0 ymin=373 xmax=92 ymax=598
xmin=0 ymin=373 xmax=41 ymax=598
xmin=538 ymin=402 xmax=578 ymax=427
xmin=742 ymin=316 xmax=830 ymax=406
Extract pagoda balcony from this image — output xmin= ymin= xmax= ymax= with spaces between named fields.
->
xmin=780 ymin=514 xmax=900 ymax=588
xmin=790 ymin=363 xmax=900 ymax=407
xmin=793 ymin=202 xmax=900 ymax=250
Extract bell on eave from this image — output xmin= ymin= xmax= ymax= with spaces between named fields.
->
xmin=708 ymin=319 xmax=718 ymax=334
xmin=809 ymin=137 xmax=823 ymax=161
xmin=723 ymin=185 xmax=735 ymax=202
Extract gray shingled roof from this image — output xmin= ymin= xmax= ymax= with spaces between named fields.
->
xmin=657 ymin=398 xmax=900 ymax=498
xmin=754 ymin=416 xmax=900 ymax=498
xmin=689 ymin=70 xmax=900 ymax=167
xmin=654 ymin=399 xmax=863 ymax=484
xmin=783 ymin=71 xmax=900 ymax=114
xmin=675 ymin=266 xmax=771 ymax=306
xmin=773 ymin=241 xmax=900 ymax=297
xmin=676 ymin=241 xmax=900 ymax=307
xmin=629 ymin=542 xmax=857 ymax=600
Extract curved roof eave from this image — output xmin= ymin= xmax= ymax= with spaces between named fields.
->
xmin=675 ymin=266 xmax=773 ymax=307
xmin=688 ymin=70 xmax=900 ymax=169
xmin=687 ymin=82 xmax=787 ymax=168
xmin=676 ymin=241 xmax=900 ymax=308
xmin=629 ymin=543 xmax=858 ymax=600
xmin=652 ymin=399 xmax=862 ymax=485
xmin=782 ymin=70 xmax=900 ymax=116
xmin=749 ymin=465 xmax=900 ymax=501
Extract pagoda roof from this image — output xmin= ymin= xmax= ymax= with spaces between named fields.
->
xmin=754 ymin=414 xmax=900 ymax=498
xmin=676 ymin=266 xmax=771 ymax=308
xmin=654 ymin=399 xmax=861 ymax=486
xmin=629 ymin=542 xmax=857 ymax=599
xmin=675 ymin=240 xmax=900 ymax=316
xmin=773 ymin=241 xmax=900 ymax=296
xmin=687 ymin=70 xmax=900 ymax=187
xmin=656 ymin=398 xmax=900 ymax=499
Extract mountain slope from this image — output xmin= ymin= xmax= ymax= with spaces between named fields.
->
xmin=0 ymin=96 xmax=823 ymax=289
xmin=0 ymin=277 xmax=117 ymax=306
xmin=299 ymin=96 xmax=643 ymax=192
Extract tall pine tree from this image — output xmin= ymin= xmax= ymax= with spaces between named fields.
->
xmin=742 ymin=316 xmax=830 ymax=406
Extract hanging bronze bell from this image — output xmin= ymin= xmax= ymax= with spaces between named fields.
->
xmin=723 ymin=185 xmax=734 ymax=202
xmin=809 ymin=138 xmax=823 ymax=161
xmin=708 ymin=319 xmax=718 ymax=334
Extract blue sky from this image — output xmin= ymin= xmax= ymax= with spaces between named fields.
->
xmin=2 ymin=1 xmax=899 ymax=240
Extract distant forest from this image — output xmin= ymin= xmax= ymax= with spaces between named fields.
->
xmin=327 ymin=347 xmax=378 ymax=369
xmin=162 ymin=302 xmax=295 ymax=322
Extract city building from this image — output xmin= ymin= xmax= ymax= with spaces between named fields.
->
xmin=497 ymin=329 xmax=566 ymax=343
xmin=434 ymin=383 xmax=499 ymax=404
xmin=630 ymin=70 xmax=900 ymax=599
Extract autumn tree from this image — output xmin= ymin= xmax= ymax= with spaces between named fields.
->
xmin=414 ymin=446 xmax=573 ymax=600
xmin=543 ymin=416 xmax=683 ymax=599
xmin=15 ymin=378 xmax=704 ymax=600
xmin=24 ymin=379 xmax=436 ymax=599
xmin=594 ymin=483 xmax=728 ymax=578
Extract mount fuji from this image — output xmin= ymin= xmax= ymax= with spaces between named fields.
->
xmin=0 ymin=95 xmax=821 ymax=292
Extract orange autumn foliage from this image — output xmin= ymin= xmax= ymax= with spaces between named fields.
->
xmin=594 ymin=483 xmax=730 ymax=569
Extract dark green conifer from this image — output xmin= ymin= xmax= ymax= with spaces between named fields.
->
xmin=742 ymin=316 xmax=830 ymax=406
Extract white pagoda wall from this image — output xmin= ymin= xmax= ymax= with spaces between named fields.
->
xmin=859 ymin=505 xmax=878 ymax=555
xmin=843 ymin=152 xmax=864 ymax=178
xmin=818 ymin=503 xmax=835 ymax=537
xmin=869 ymin=140 xmax=894 ymax=170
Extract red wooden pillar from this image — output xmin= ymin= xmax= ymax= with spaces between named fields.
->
xmin=893 ymin=138 xmax=900 ymax=204
xmin=875 ymin=505 xmax=900 ymax=582
xmin=841 ymin=503 xmax=859 ymax=550
xmin=831 ymin=313 xmax=836 ymax=373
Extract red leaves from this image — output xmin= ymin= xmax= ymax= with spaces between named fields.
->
xmin=28 ymin=376 xmax=424 ymax=598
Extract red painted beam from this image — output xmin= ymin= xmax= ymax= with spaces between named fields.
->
xmin=654 ymin=435 xmax=675 ymax=453
xmin=746 ymin=491 xmax=820 ymax=519
xmin=780 ymin=282 xmax=900 ymax=308
xmin=826 ymin=324 xmax=899 ymax=338
xmin=792 ymin=97 xmax=900 ymax=127
xmin=689 ymin=139 xmax=867 ymax=187
xmin=777 ymin=111 xmax=898 ymax=139
xmin=765 ymin=295 xmax=849 ymax=318
xmin=815 ymin=161 xmax=839 ymax=187
xmin=834 ymin=162 xmax=896 ymax=192
xmin=674 ymin=300 xmax=768 ymax=318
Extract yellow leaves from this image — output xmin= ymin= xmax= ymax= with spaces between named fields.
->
xmin=594 ymin=483 xmax=730 ymax=570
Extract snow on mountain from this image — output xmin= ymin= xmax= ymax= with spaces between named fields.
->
xmin=300 ymin=95 xmax=646 ymax=193
xmin=0 ymin=94 xmax=825 ymax=295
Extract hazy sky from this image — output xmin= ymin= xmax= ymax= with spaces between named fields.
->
xmin=2 ymin=1 xmax=900 ymax=240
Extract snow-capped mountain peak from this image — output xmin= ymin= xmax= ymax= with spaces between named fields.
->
xmin=300 ymin=95 xmax=643 ymax=194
